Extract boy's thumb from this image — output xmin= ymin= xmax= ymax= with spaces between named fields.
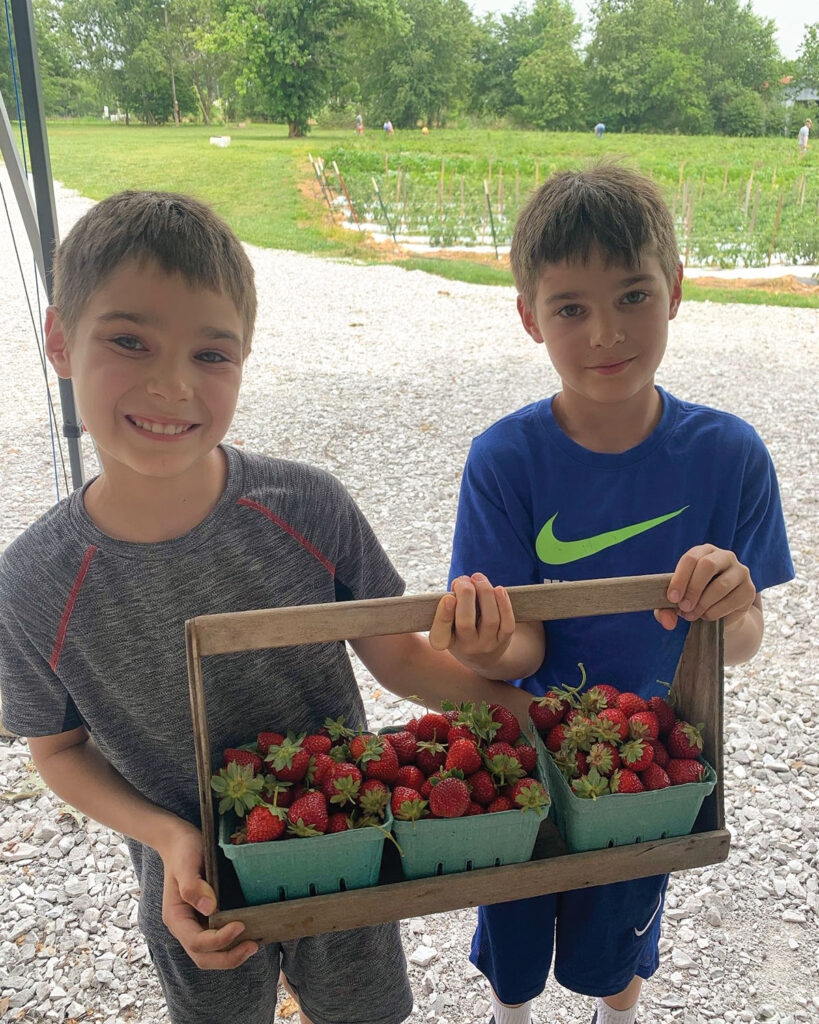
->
xmin=179 ymin=875 xmax=216 ymax=915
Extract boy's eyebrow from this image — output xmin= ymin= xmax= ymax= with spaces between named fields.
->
xmin=96 ymin=311 xmax=242 ymax=345
xmin=544 ymin=273 xmax=657 ymax=304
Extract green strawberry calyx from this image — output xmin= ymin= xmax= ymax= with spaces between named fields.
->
xmin=210 ymin=762 xmax=264 ymax=817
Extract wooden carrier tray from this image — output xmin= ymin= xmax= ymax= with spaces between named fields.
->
xmin=185 ymin=573 xmax=730 ymax=944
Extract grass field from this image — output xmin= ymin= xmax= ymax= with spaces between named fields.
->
xmin=39 ymin=121 xmax=819 ymax=308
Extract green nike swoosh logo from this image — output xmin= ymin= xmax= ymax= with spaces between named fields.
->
xmin=536 ymin=507 xmax=688 ymax=565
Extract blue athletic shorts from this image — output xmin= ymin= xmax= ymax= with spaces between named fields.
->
xmin=470 ymin=873 xmax=669 ymax=1002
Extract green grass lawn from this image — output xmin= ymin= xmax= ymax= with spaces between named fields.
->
xmin=39 ymin=121 xmax=819 ymax=308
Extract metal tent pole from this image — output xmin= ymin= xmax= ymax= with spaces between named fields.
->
xmin=10 ymin=0 xmax=84 ymax=490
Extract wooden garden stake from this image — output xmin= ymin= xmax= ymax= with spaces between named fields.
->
xmin=460 ymin=175 xmax=465 ymax=219
xmin=799 ymin=174 xmax=806 ymax=207
xmin=484 ymin=179 xmax=499 ymax=259
xmin=744 ymin=177 xmax=752 ymax=219
xmin=767 ymin=192 xmax=783 ymax=265
xmin=488 ymin=155 xmax=492 ymax=184
xmin=748 ymin=186 xmax=761 ymax=237
xmin=498 ymin=168 xmax=504 ymax=218
xmin=308 ymin=154 xmax=335 ymax=222
xmin=683 ymin=198 xmax=694 ymax=267
xmin=395 ymin=167 xmax=401 ymax=206
xmin=678 ymin=161 xmax=686 ymax=197
xmin=371 ymin=177 xmax=396 ymax=243
xmin=698 ymin=169 xmax=706 ymax=200
xmin=332 ymin=161 xmax=360 ymax=230
xmin=722 ymin=166 xmax=729 ymax=193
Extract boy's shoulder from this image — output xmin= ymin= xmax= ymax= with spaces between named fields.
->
xmin=470 ymin=398 xmax=550 ymax=454
xmin=231 ymin=446 xmax=351 ymax=506
xmin=0 ymin=494 xmax=79 ymax=580
xmin=668 ymin=392 xmax=763 ymax=452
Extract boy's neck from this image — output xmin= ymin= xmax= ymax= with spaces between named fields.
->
xmin=82 ymin=447 xmax=229 ymax=543
xmin=553 ymin=385 xmax=663 ymax=453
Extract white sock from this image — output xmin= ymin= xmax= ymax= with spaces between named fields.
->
xmin=490 ymin=991 xmax=533 ymax=1024
xmin=595 ymin=997 xmax=639 ymax=1024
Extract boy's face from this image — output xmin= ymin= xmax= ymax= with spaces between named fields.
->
xmin=518 ymin=246 xmax=682 ymax=413
xmin=46 ymin=260 xmax=244 ymax=485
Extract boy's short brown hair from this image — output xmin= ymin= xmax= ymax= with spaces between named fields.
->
xmin=53 ymin=190 xmax=257 ymax=356
xmin=510 ymin=164 xmax=680 ymax=307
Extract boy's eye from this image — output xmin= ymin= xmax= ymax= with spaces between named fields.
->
xmin=111 ymin=334 xmax=145 ymax=351
xmin=622 ymin=291 xmax=648 ymax=305
xmin=557 ymin=304 xmax=583 ymax=318
xmin=196 ymin=350 xmax=230 ymax=364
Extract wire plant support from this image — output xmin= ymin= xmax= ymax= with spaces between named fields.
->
xmin=371 ymin=176 xmax=396 ymax=243
xmin=484 ymin=179 xmax=499 ymax=260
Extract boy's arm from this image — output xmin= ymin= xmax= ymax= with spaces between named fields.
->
xmin=28 ymin=727 xmax=258 ymax=969
xmin=655 ymin=543 xmax=764 ymax=665
xmin=350 ymin=575 xmax=545 ymax=730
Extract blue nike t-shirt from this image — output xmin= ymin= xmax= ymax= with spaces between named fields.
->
xmin=449 ymin=388 xmax=794 ymax=698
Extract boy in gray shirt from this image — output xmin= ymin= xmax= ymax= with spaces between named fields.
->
xmin=0 ymin=192 xmax=542 ymax=1024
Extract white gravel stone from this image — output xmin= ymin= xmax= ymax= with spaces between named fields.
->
xmin=1 ymin=172 xmax=817 ymax=1024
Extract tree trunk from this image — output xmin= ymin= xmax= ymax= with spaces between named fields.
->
xmin=288 ymin=121 xmax=305 ymax=137
xmin=193 ymin=78 xmax=211 ymax=125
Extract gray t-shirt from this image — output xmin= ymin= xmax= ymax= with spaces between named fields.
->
xmin=0 ymin=445 xmax=403 ymax=938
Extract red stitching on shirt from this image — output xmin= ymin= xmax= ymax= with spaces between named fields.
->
xmin=50 ymin=545 xmax=98 ymax=672
xmin=237 ymin=497 xmax=336 ymax=577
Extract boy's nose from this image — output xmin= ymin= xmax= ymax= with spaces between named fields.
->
xmin=146 ymin=363 xmax=194 ymax=401
xmin=590 ymin=317 xmax=625 ymax=348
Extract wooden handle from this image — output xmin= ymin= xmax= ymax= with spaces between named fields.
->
xmin=191 ymin=573 xmax=675 ymax=656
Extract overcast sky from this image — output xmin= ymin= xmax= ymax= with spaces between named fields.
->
xmin=468 ymin=0 xmax=814 ymax=60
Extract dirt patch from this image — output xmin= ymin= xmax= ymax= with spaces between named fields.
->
xmin=688 ymin=274 xmax=818 ymax=294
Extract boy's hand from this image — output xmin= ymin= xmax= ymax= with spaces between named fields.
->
xmin=428 ymin=572 xmax=515 ymax=675
xmin=656 ymin=544 xmax=756 ymax=631
xmin=157 ymin=818 xmax=258 ymax=969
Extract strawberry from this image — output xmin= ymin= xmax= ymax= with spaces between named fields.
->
xmin=529 ymin=690 xmax=569 ymax=733
xmin=416 ymin=713 xmax=450 ymax=743
xmin=647 ymin=696 xmax=676 ymax=735
xmin=467 ymin=801 xmax=485 ymax=815
xmin=358 ymin=779 xmax=390 ymax=817
xmin=302 ymin=733 xmax=332 ymax=756
xmin=610 ymin=768 xmax=646 ymax=793
xmin=442 ymin=708 xmax=461 ymax=723
xmin=447 ymin=724 xmax=480 ymax=745
xmin=261 ymin=777 xmax=293 ymax=808
xmin=265 ymin=734 xmax=310 ymax=782
xmin=641 ymin=763 xmax=671 ymax=790
xmin=596 ymin=707 xmax=629 ymax=743
xmin=580 ymin=684 xmax=620 ymax=712
xmin=484 ymin=741 xmax=518 ymax=761
xmin=420 ymin=769 xmax=444 ymax=799
xmin=382 ymin=730 xmax=417 ymax=764
xmin=489 ymin=704 xmax=521 ymax=745
xmin=415 ymin=739 xmax=447 ymax=777
xmin=395 ymin=765 xmax=426 ymax=791
xmin=511 ymin=741 xmax=538 ymax=775
xmin=256 ymin=732 xmax=285 ymax=757
xmin=445 ymin=739 xmax=483 ymax=776
xmin=321 ymin=762 xmax=362 ymax=806
xmin=587 ymin=741 xmax=621 ymax=777
xmin=628 ymin=711 xmax=660 ymax=742
xmin=428 ymin=776 xmax=471 ymax=818
xmin=348 ymin=733 xmax=375 ymax=762
xmin=403 ymin=717 xmax=419 ymax=735
xmin=667 ymin=758 xmax=707 ymax=785
xmin=328 ymin=812 xmax=352 ymax=833
xmin=667 ymin=720 xmax=705 ymax=759
xmin=616 ymin=692 xmax=648 ymax=718
xmin=571 ymin=768 xmax=610 ymax=799
xmin=391 ymin=785 xmax=427 ymax=821
xmin=287 ymin=791 xmax=329 ymax=836
xmin=545 ymin=722 xmax=571 ymax=752
xmin=466 ymin=769 xmax=497 ymax=806
xmin=649 ymin=739 xmax=670 ymax=768
xmin=487 ymin=796 xmax=513 ymax=813
xmin=223 ymin=748 xmax=264 ymax=775
xmin=619 ymin=738 xmax=655 ymax=773
xmin=357 ymin=736 xmax=400 ymax=784
xmin=246 ymin=804 xmax=286 ymax=843
xmin=506 ymin=777 xmax=550 ymax=812
xmin=309 ymin=752 xmax=336 ymax=785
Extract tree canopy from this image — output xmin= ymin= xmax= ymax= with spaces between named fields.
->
xmin=2 ymin=0 xmax=815 ymax=135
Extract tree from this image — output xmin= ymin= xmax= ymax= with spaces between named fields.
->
xmin=350 ymin=0 xmax=475 ymax=128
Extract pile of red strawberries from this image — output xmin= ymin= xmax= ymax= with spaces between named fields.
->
xmin=528 ymin=673 xmax=709 ymax=798
xmin=210 ymin=700 xmax=549 ymax=845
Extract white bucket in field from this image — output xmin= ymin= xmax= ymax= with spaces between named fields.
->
xmin=209 ymin=136 xmax=231 ymax=148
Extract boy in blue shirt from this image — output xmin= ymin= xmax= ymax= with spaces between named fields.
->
xmin=444 ymin=165 xmax=793 ymax=1024
xmin=0 ymin=190 xmax=532 ymax=1024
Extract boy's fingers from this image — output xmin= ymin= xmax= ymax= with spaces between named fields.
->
xmin=678 ymin=551 xmax=733 ymax=613
xmin=452 ymin=578 xmax=479 ymax=640
xmin=667 ymin=544 xmax=714 ymax=605
xmin=654 ymin=607 xmax=679 ymax=631
xmin=179 ymin=878 xmax=217 ymax=917
xmin=494 ymin=585 xmax=515 ymax=640
xmin=428 ymin=594 xmax=456 ymax=651
xmin=471 ymin=573 xmax=500 ymax=636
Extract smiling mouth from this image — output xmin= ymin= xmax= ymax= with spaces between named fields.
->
xmin=127 ymin=415 xmax=198 ymax=436
xmin=589 ymin=357 xmax=634 ymax=371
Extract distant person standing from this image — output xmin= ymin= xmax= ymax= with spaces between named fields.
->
xmin=383 ymin=119 xmax=394 ymax=135
xmin=798 ymin=117 xmax=811 ymax=155
xmin=355 ymin=112 xmax=363 ymax=135
xmin=594 ymin=122 xmax=606 ymax=138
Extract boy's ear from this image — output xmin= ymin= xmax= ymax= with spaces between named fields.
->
xmin=517 ymin=295 xmax=545 ymax=344
xmin=668 ymin=263 xmax=684 ymax=321
xmin=45 ymin=307 xmax=73 ymax=378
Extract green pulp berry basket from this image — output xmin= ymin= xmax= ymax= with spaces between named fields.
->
xmin=534 ymin=733 xmax=717 ymax=854
xmin=218 ymin=806 xmax=393 ymax=905
xmin=382 ymin=729 xmax=548 ymax=880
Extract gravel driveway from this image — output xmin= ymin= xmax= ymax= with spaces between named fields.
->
xmin=0 ymin=176 xmax=817 ymax=1024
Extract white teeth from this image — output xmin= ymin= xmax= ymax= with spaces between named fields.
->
xmin=132 ymin=417 xmax=190 ymax=435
